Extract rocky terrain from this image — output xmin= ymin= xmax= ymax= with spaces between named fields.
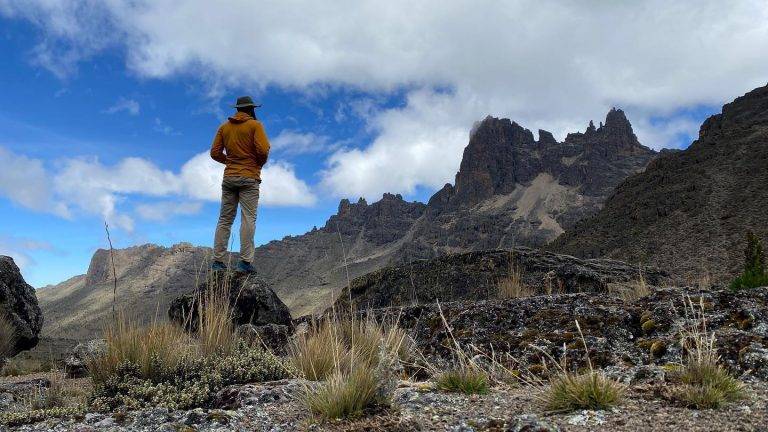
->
xmin=553 ymin=84 xmax=768 ymax=283
xmin=5 ymin=284 xmax=768 ymax=431
xmin=335 ymin=247 xmax=667 ymax=311
xmin=39 ymin=109 xmax=656 ymax=339
xmin=0 ymin=256 xmax=42 ymax=355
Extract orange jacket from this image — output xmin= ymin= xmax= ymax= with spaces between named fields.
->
xmin=210 ymin=112 xmax=270 ymax=180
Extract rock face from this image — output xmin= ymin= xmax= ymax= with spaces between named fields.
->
xmin=335 ymin=248 xmax=667 ymax=310
xmin=168 ymin=273 xmax=292 ymax=331
xmin=552 ymin=84 xmax=768 ymax=282
xmin=393 ymin=286 xmax=768 ymax=379
xmin=0 ymin=256 xmax=43 ymax=355
xmin=40 ymin=109 xmax=656 ymax=338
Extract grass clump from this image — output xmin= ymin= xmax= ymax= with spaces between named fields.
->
xmin=538 ymin=321 xmax=626 ymax=412
xmin=436 ymin=365 xmax=490 ymax=394
xmin=608 ymin=266 xmax=651 ymax=302
xmin=305 ymin=358 xmax=388 ymax=420
xmin=731 ymin=231 xmax=768 ymax=290
xmin=497 ymin=262 xmax=532 ymax=299
xmin=295 ymin=314 xmax=409 ymax=420
xmin=87 ymin=273 xmax=292 ymax=412
xmin=671 ymin=297 xmax=745 ymax=409
xmin=545 ymin=370 xmax=624 ymax=412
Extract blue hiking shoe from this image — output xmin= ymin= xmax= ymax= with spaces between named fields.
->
xmin=236 ymin=260 xmax=256 ymax=274
xmin=211 ymin=261 xmax=227 ymax=272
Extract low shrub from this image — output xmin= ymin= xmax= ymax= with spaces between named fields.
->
xmin=730 ymin=231 xmax=768 ymax=290
xmin=90 ymin=342 xmax=291 ymax=411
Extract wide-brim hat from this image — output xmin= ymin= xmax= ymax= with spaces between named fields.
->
xmin=233 ymin=96 xmax=262 ymax=108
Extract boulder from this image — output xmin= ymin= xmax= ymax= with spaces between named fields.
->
xmin=0 ymin=256 xmax=43 ymax=356
xmin=168 ymin=273 xmax=292 ymax=332
xmin=236 ymin=323 xmax=292 ymax=355
xmin=64 ymin=339 xmax=106 ymax=378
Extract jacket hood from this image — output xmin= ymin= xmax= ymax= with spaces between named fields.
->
xmin=228 ymin=112 xmax=253 ymax=124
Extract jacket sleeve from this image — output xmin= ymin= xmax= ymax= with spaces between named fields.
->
xmin=210 ymin=127 xmax=227 ymax=164
xmin=253 ymin=122 xmax=271 ymax=167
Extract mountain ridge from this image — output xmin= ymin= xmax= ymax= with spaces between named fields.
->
xmin=552 ymin=84 xmax=768 ymax=281
xmin=38 ymin=108 xmax=656 ymax=339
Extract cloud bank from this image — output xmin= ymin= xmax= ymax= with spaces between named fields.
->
xmin=3 ymin=0 xmax=768 ymax=200
xmin=0 ymin=146 xmax=316 ymax=231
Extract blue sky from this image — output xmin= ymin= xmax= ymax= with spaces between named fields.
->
xmin=1 ymin=1 xmax=767 ymax=287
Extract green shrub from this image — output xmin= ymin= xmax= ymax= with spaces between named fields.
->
xmin=731 ymin=231 xmax=768 ymax=290
xmin=436 ymin=365 xmax=490 ymax=394
xmin=0 ymin=407 xmax=82 ymax=427
xmin=90 ymin=342 xmax=292 ymax=411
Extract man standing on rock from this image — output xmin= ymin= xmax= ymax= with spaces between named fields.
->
xmin=210 ymin=96 xmax=270 ymax=274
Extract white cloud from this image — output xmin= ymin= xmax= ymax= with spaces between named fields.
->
xmin=3 ymin=0 xmax=768 ymax=199
xmin=321 ymin=89 xmax=469 ymax=198
xmin=0 ymin=146 xmax=316 ymax=231
xmin=104 ymin=97 xmax=140 ymax=115
xmin=0 ymin=146 xmax=69 ymax=216
xmin=136 ymin=201 xmax=203 ymax=221
xmin=179 ymin=152 xmax=317 ymax=206
xmin=271 ymin=130 xmax=333 ymax=155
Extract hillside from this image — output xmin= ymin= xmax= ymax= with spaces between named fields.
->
xmin=552 ymin=84 xmax=768 ymax=282
xmin=38 ymin=109 xmax=656 ymax=339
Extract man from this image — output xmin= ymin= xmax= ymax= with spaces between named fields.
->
xmin=210 ymin=96 xmax=270 ymax=273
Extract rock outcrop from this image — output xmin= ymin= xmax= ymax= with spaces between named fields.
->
xmin=335 ymin=248 xmax=667 ymax=311
xmin=552 ymin=84 xmax=768 ymax=282
xmin=393 ymin=286 xmax=768 ymax=379
xmin=0 ymin=256 xmax=43 ymax=355
xmin=168 ymin=273 xmax=292 ymax=331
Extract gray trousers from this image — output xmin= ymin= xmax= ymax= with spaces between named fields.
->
xmin=213 ymin=176 xmax=260 ymax=263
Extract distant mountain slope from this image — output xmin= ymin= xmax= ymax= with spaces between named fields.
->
xmin=552 ymin=84 xmax=768 ymax=282
xmin=39 ymin=109 xmax=656 ymax=339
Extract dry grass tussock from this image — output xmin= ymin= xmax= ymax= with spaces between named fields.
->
xmin=671 ymin=297 xmax=746 ymax=409
xmin=497 ymin=262 xmax=533 ymax=299
xmin=525 ymin=321 xmax=627 ymax=412
xmin=83 ymin=270 xmax=291 ymax=412
xmin=431 ymin=302 xmax=491 ymax=395
xmin=293 ymin=314 xmax=412 ymax=420
xmin=608 ymin=267 xmax=651 ymax=302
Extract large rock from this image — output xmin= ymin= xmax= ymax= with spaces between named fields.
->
xmin=64 ymin=339 xmax=106 ymax=378
xmin=0 ymin=256 xmax=43 ymax=355
xmin=168 ymin=273 xmax=292 ymax=331
xmin=335 ymin=247 xmax=667 ymax=311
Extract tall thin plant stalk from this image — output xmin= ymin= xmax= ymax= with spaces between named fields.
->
xmin=104 ymin=222 xmax=118 ymax=318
